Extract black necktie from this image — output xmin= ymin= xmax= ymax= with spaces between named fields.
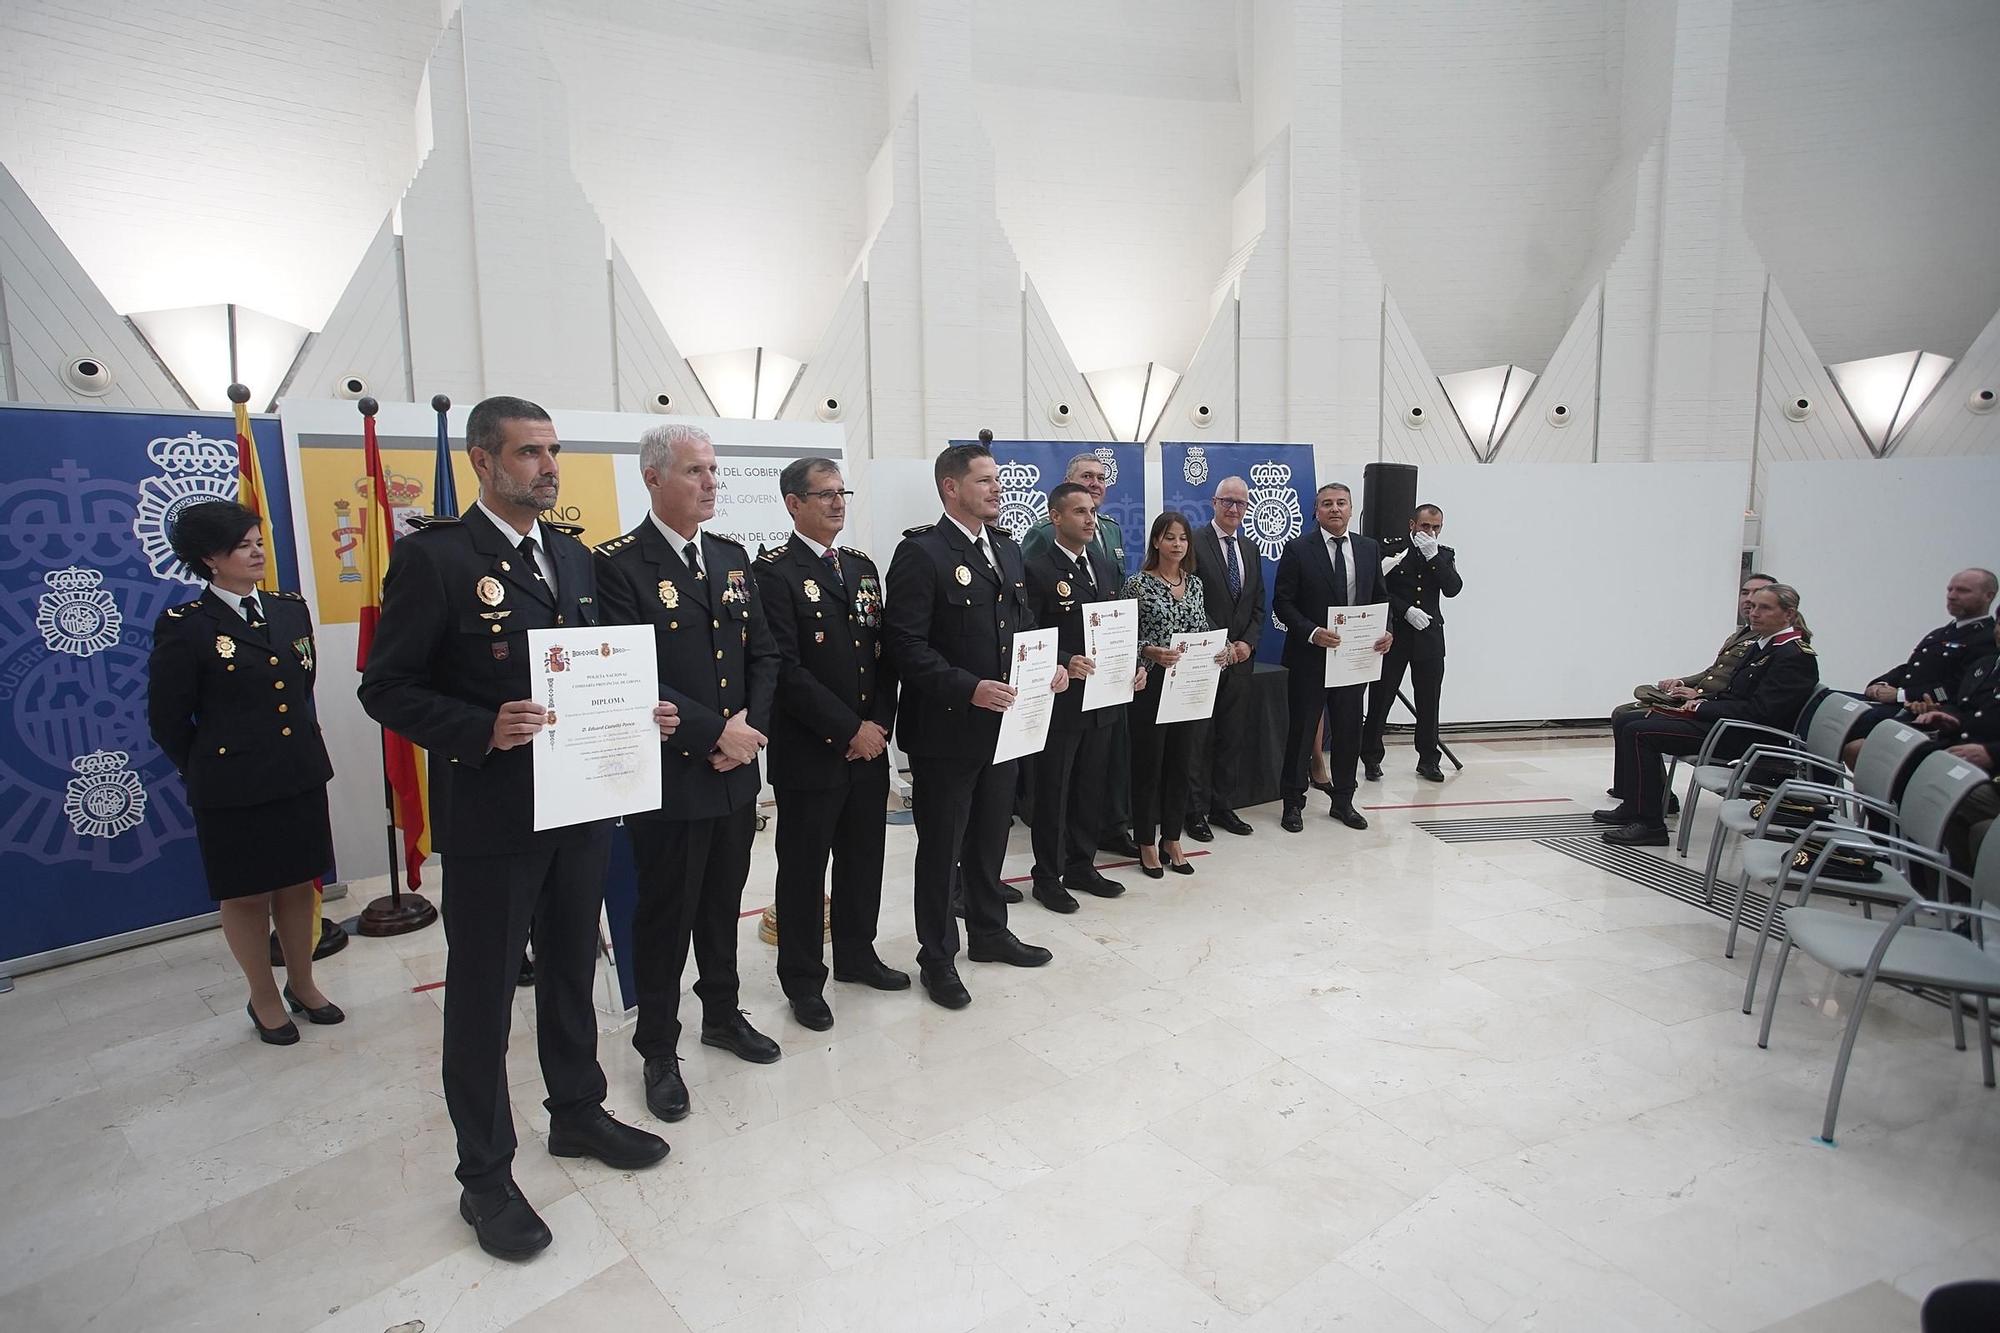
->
xmin=1330 ymin=536 xmax=1349 ymax=607
xmin=822 ymin=547 xmax=845 ymax=591
xmin=1226 ymin=536 xmax=1242 ymax=598
xmin=1077 ymin=551 xmax=1095 ymax=593
xmin=973 ymin=535 xmax=993 ymax=579
xmin=683 ymin=540 xmax=703 ymax=580
xmin=240 ymin=592 xmax=263 ymax=627
xmin=519 ymin=535 xmax=554 ymax=597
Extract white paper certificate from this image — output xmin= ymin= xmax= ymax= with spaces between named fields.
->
xmin=1156 ymin=628 xmax=1228 ymax=725
xmin=1081 ymin=598 xmax=1139 ymax=712
xmin=529 ymin=625 xmax=663 ymax=831
xmin=1323 ymin=602 xmax=1391 ymax=687
xmin=993 ymin=627 xmax=1060 ymax=764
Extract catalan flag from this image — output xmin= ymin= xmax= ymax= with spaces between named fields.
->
xmin=231 ymin=396 xmax=279 ymax=593
xmin=356 ymin=408 xmax=430 ymax=886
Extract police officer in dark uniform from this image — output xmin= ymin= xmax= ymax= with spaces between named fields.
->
xmin=1843 ymin=567 xmax=1999 ymax=760
xmin=1599 ymin=583 xmax=1821 ymax=847
xmin=1362 ymin=503 xmax=1462 ymax=783
xmin=148 ymin=500 xmax=339 ymax=1046
xmin=886 ymin=440 xmax=1068 ymax=1009
xmin=752 ymin=457 xmax=907 ymax=1031
xmin=359 ymin=396 xmax=672 ymax=1261
xmin=1023 ymin=481 xmax=1139 ymax=913
xmin=594 ymin=423 xmax=783 ymax=1123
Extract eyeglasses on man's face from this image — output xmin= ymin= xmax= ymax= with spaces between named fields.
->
xmin=804 ymin=489 xmax=855 ymax=503
xmin=1214 ymin=497 xmax=1249 ymax=510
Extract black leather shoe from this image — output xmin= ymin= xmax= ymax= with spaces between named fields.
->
xmin=1416 ymin=763 xmax=1445 ymax=783
xmin=1363 ymin=763 xmax=1383 ymax=782
xmin=460 ymin=1181 xmax=552 ymax=1260
xmin=547 ymin=1105 xmax=670 ymax=1170
xmin=922 ymin=963 xmax=972 ymax=1009
xmin=701 ymin=1011 xmax=782 ymax=1064
xmin=644 ymin=1056 xmax=689 ymax=1123
xmin=1100 ymin=831 xmax=1142 ymax=858
xmin=966 ymin=932 xmax=1053 ymax=967
xmin=790 ymin=994 xmax=834 ymax=1031
xmin=1329 ymin=801 xmax=1369 ymax=830
xmin=1000 ymin=883 xmax=1024 ymax=903
xmin=1032 ymin=881 xmax=1079 ymax=914
xmin=1592 ymin=805 xmax=1636 ymax=825
xmin=245 ymin=1001 xmax=299 ymax=1046
xmin=1666 ymin=792 xmax=1681 ymax=817
xmin=1185 ymin=817 xmax=1213 ymax=842
xmin=1210 ymin=809 xmax=1253 ymax=836
xmin=516 ymin=953 xmax=535 ymax=988
xmin=1602 ymin=821 xmax=1670 ymax=847
xmin=1310 ymin=778 xmax=1336 ymax=798
xmin=282 ymin=983 xmax=344 ymax=1025
xmin=833 ymin=956 xmax=911 ymax=990
xmin=1067 ymin=872 xmax=1125 ymax=898
xmin=1280 ymin=804 xmax=1304 ymax=833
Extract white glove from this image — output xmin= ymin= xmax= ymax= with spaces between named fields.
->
xmin=1410 ymin=531 xmax=1439 ymax=559
xmin=1404 ymin=606 xmax=1433 ymax=631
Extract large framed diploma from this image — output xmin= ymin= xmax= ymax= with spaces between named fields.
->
xmin=1323 ymin=602 xmax=1391 ymax=687
xmin=528 ymin=625 xmax=663 ymax=830
xmin=1081 ymin=598 xmax=1139 ymax=712
xmin=1155 ymin=627 xmax=1228 ymax=725
xmin=993 ymin=627 xmax=1060 ymax=764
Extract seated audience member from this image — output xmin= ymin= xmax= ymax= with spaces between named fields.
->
xmin=1840 ymin=567 xmax=1998 ymax=765
xmin=1921 ymin=624 xmax=1999 ymax=877
xmin=1598 ymin=583 xmax=1820 ymax=846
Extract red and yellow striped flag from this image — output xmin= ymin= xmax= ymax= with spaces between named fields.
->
xmin=356 ymin=409 xmax=431 ymax=886
xmin=231 ymin=397 xmax=279 ymax=593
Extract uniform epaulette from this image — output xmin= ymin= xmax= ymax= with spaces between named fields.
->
xmin=265 ymin=589 xmax=305 ymax=601
xmin=903 ymin=523 xmax=934 ymax=537
xmin=594 ymin=532 xmax=639 ymax=556
xmin=709 ymin=531 xmax=749 ymax=550
xmin=757 ymin=546 xmax=783 ymax=563
xmin=407 ymin=513 xmax=459 ymax=531
xmin=840 ymin=545 xmax=870 ymax=563
xmin=163 ymin=601 xmax=198 ymax=619
xmin=1800 ymin=642 xmax=1817 ymax=654
xmin=544 ymin=520 xmax=586 ymax=537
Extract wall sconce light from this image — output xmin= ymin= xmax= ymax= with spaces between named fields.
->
xmin=1439 ymin=364 xmax=1537 ymax=461
xmin=1825 ymin=350 xmax=1954 ymax=454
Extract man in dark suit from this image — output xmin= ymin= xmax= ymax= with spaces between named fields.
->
xmin=886 ymin=441 xmax=1068 ymax=1009
xmin=1362 ymin=503 xmax=1463 ymax=783
xmin=1841 ymin=567 xmax=1998 ymax=763
xmin=594 ymin=423 xmax=783 ymax=1125
xmin=359 ymin=395 xmax=672 ymax=1261
xmin=752 ymin=457 xmax=908 ymax=1031
xmin=1185 ymin=474 xmax=1264 ymax=838
xmin=1023 ymin=482 xmax=1143 ymax=913
xmin=1274 ymin=482 xmax=1394 ymax=833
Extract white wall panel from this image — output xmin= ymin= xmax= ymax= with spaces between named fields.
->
xmin=1754 ymin=279 xmax=1870 ymax=508
xmin=1378 ymin=292 xmax=1470 ymax=468
xmin=285 ymin=219 xmax=411 ymax=407
xmin=1501 ymin=285 xmax=1602 ymax=463
xmin=1022 ymin=276 xmax=1114 ymax=442
xmin=1894 ymin=307 xmax=2000 ymax=460
xmin=610 ymin=243 xmax=714 ymax=418
xmin=1148 ymin=297 xmax=1237 ymax=446
xmin=778 ymin=271 xmax=872 ymax=460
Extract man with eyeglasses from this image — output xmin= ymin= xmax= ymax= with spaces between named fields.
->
xmin=1185 ymin=475 xmax=1264 ymax=837
xmin=752 ymin=459 xmax=907 ymax=1030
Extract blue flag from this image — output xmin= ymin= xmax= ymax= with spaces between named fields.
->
xmin=432 ymin=405 xmax=458 ymax=518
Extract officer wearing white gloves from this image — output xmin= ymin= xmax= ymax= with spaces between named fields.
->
xmin=1362 ymin=504 xmax=1462 ymax=782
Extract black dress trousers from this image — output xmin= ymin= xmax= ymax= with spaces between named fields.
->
xmin=1128 ymin=674 xmax=1197 ymax=844
xmin=626 ymin=807 xmax=755 ymax=1057
xmin=1362 ymin=643 xmax=1445 ymax=769
xmin=773 ymin=760 xmax=891 ymax=998
xmin=912 ymin=754 xmax=1016 ymax=967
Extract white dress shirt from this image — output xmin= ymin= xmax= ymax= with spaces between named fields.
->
xmin=1323 ymin=530 xmax=1357 ymax=603
xmin=650 ymin=510 xmax=707 ymax=576
xmin=476 ymin=499 xmax=557 ymax=587
xmin=946 ymin=513 xmax=998 ymax=575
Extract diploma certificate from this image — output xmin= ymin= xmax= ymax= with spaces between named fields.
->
xmin=1081 ymin=598 xmax=1140 ymax=712
xmin=529 ymin=625 xmax=663 ymax=831
xmin=1323 ymin=602 xmax=1391 ymax=687
xmin=1155 ymin=628 xmax=1228 ymax=725
xmin=993 ymin=627 xmax=1060 ymax=764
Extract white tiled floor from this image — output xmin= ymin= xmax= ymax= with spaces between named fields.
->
xmin=2 ymin=736 xmax=1993 ymax=1332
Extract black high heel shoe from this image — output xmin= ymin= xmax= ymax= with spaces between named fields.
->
xmin=1138 ymin=847 xmax=1165 ymax=879
xmin=1162 ymin=840 xmax=1194 ymax=876
xmin=247 ymin=1000 xmax=300 ymax=1045
xmin=283 ymin=983 xmax=345 ymax=1025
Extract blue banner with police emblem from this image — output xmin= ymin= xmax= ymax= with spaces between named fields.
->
xmin=1161 ymin=442 xmax=1315 ymax=664
xmin=0 ymin=405 xmax=302 ymax=966
xmin=951 ymin=440 xmax=1147 ymax=576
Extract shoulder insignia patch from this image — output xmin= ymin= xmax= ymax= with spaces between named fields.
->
xmin=543 ymin=520 xmax=586 ymax=537
xmin=902 ymin=524 xmax=935 ymax=537
xmin=711 ymin=532 xmax=749 ymax=551
xmin=407 ymin=513 xmax=460 ymax=531
xmin=757 ymin=546 xmax=783 ymax=563
xmin=593 ymin=533 xmax=639 ymax=556
xmin=265 ymin=589 xmax=304 ymax=601
xmin=840 ymin=546 xmax=870 ymax=563
xmin=163 ymin=601 xmax=197 ymax=619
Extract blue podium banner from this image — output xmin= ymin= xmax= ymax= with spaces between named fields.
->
xmin=952 ymin=440 xmax=1147 ymax=576
xmin=0 ymin=405 xmax=302 ymax=965
xmin=1160 ymin=442 xmax=1316 ymax=663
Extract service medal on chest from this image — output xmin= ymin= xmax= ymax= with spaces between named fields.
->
xmin=476 ymin=576 xmax=505 ymax=607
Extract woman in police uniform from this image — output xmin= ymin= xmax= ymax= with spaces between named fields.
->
xmin=147 ymin=501 xmax=340 ymax=1045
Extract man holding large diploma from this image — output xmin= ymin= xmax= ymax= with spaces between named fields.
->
xmin=1274 ymin=482 xmax=1393 ymax=833
xmin=886 ymin=441 xmax=1068 ymax=1009
xmin=359 ymin=396 xmax=676 ymax=1261
xmin=594 ymin=424 xmax=783 ymax=1126
xmin=1024 ymin=483 xmax=1142 ymax=914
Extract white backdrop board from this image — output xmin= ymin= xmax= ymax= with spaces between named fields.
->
xmin=1412 ymin=463 xmax=1750 ymax=723
xmin=1759 ymin=457 xmax=2000 ymax=694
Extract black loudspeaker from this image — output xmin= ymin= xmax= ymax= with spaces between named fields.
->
xmin=1361 ymin=462 xmax=1419 ymax=541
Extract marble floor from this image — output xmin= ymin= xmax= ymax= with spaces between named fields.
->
xmin=2 ymin=736 xmax=1995 ymax=1332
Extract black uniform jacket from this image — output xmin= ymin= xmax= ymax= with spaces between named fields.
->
xmin=1024 ymin=540 xmax=1124 ymax=734
xmin=1932 ymin=649 xmax=2000 ymax=758
xmin=594 ymin=519 xmax=778 ymax=821
xmin=149 ymin=588 xmax=334 ymax=810
xmin=1273 ymin=529 xmax=1387 ymax=675
xmin=1379 ymin=536 xmax=1463 ymax=663
xmin=1190 ymin=522 xmax=1264 ymax=662
xmin=886 ymin=516 xmax=1038 ymax=759
xmin=753 ymin=534 xmax=898 ymax=790
xmin=1872 ymin=616 xmax=1997 ymax=703
xmin=1687 ymin=631 xmax=1820 ymax=730
xmin=356 ymin=507 xmax=602 ymax=855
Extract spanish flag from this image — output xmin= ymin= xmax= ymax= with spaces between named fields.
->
xmin=231 ymin=397 xmax=279 ymax=594
xmin=356 ymin=409 xmax=431 ymax=887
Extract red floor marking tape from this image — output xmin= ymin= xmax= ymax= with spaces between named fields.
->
xmin=412 ymin=980 xmax=445 ymax=993
xmin=1361 ymin=796 xmax=1575 ymax=812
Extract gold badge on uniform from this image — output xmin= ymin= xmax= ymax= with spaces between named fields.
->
xmin=814 ymin=631 xmax=825 ymax=644
xmin=215 ymin=635 xmax=236 ymax=659
xmin=1056 ymin=580 xmax=1072 ymax=599
xmin=477 ymin=576 xmax=505 ymax=606
xmin=657 ymin=580 xmax=679 ymax=609
xmin=293 ymin=636 xmax=315 ymax=672
xmin=803 ymin=579 xmax=822 ymax=603
xmin=954 ymin=564 xmax=972 ymax=586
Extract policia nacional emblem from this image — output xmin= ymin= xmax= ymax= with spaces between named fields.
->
xmin=657 ymin=580 xmax=679 ymax=609
xmin=477 ymin=576 xmax=505 ymax=607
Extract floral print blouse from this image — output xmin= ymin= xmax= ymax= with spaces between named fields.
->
xmin=1122 ymin=570 xmax=1213 ymax=647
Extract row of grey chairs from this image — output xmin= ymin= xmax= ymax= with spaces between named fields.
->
xmin=1672 ymin=690 xmax=1999 ymax=1142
